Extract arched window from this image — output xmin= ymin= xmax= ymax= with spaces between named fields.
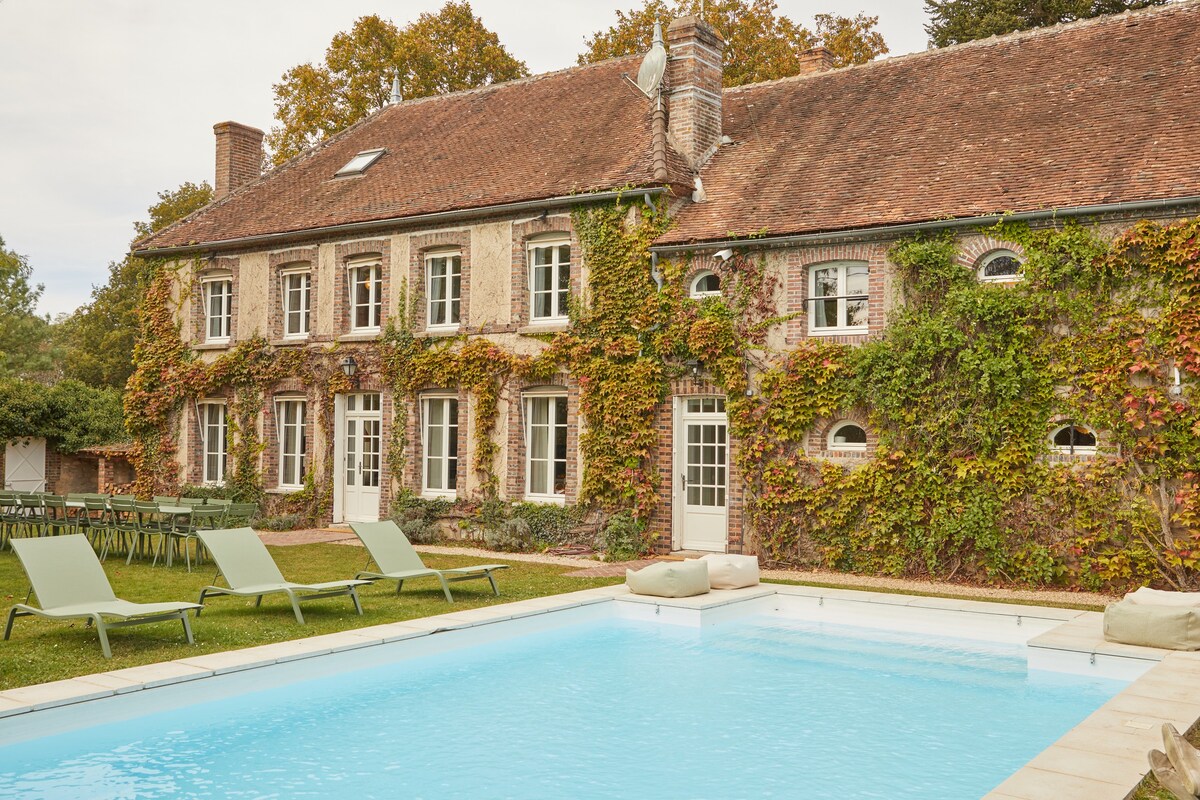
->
xmin=690 ymin=270 xmax=721 ymax=298
xmin=828 ymin=421 xmax=868 ymax=452
xmin=1050 ymin=423 xmax=1097 ymax=455
xmin=977 ymin=250 xmax=1023 ymax=283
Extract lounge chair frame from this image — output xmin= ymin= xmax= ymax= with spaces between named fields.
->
xmin=3 ymin=535 xmax=199 ymax=658
xmin=195 ymin=528 xmax=367 ymax=624
xmin=349 ymin=521 xmax=508 ymax=602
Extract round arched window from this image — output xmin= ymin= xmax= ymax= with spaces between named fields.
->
xmin=1050 ymin=423 xmax=1097 ymax=454
xmin=690 ymin=270 xmax=721 ymax=298
xmin=977 ymin=250 xmax=1023 ymax=282
xmin=828 ymin=421 xmax=868 ymax=451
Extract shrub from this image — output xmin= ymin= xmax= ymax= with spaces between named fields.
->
xmin=252 ymin=513 xmax=302 ymax=532
xmin=388 ymin=491 xmax=455 ymax=545
xmin=482 ymin=517 xmax=536 ymax=552
xmin=602 ymin=511 xmax=652 ymax=562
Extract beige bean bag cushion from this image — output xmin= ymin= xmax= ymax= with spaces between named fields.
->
xmin=625 ymin=561 xmax=710 ymax=598
xmin=687 ymin=553 xmax=760 ymax=590
xmin=1104 ymin=599 xmax=1200 ymax=651
xmin=1125 ymin=587 xmax=1200 ymax=607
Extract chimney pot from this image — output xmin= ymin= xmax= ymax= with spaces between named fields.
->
xmin=796 ymin=46 xmax=837 ymax=76
xmin=666 ymin=16 xmax=725 ymax=170
xmin=213 ymin=121 xmax=264 ymax=200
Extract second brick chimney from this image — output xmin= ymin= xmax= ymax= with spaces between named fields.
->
xmin=796 ymin=46 xmax=836 ymax=76
xmin=666 ymin=16 xmax=725 ymax=169
xmin=213 ymin=121 xmax=264 ymax=200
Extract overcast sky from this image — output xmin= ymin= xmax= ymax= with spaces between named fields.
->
xmin=0 ymin=0 xmax=928 ymax=318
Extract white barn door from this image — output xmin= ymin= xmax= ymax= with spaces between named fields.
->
xmin=5 ymin=438 xmax=47 ymax=491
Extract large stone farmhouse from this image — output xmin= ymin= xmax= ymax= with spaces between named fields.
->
xmin=135 ymin=4 xmax=1200 ymax=555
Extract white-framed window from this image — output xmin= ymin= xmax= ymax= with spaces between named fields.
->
xmin=276 ymin=398 xmax=307 ymax=489
xmin=690 ymin=270 xmax=721 ymax=299
xmin=529 ymin=240 xmax=571 ymax=323
xmin=827 ymin=421 xmax=868 ymax=452
xmin=335 ymin=148 xmax=385 ymax=177
xmin=422 ymin=395 xmax=459 ymax=496
xmin=281 ymin=268 xmax=311 ymax=339
xmin=425 ymin=251 xmax=461 ymax=330
xmin=202 ymin=276 xmax=233 ymax=343
xmin=809 ymin=262 xmax=868 ymax=334
xmin=198 ymin=401 xmax=228 ymax=485
xmin=348 ymin=260 xmax=382 ymax=332
xmin=524 ymin=390 xmax=568 ymax=501
xmin=977 ymin=250 xmax=1023 ymax=283
xmin=1050 ymin=423 xmax=1097 ymax=455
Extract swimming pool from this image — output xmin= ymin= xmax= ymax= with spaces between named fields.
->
xmin=0 ymin=590 xmax=1131 ymax=800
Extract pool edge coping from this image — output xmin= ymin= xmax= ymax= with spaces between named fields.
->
xmin=1 ymin=582 xmax=1193 ymax=799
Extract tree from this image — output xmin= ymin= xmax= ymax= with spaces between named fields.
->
xmin=924 ymin=0 xmax=1168 ymax=47
xmin=267 ymin=2 xmax=528 ymax=164
xmin=57 ymin=182 xmax=213 ymax=389
xmin=0 ymin=236 xmax=53 ymax=379
xmin=578 ymin=0 xmax=888 ymax=85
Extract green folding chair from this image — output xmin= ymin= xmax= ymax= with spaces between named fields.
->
xmin=195 ymin=528 xmax=367 ymax=623
xmin=349 ymin=520 xmax=509 ymax=602
xmin=41 ymin=497 xmax=76 ymax=537
xmin=3 ymin=535 xmax=200 ymax=658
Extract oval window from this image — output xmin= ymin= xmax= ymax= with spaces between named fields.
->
xmin=1050 ymin=424 xmax=1097 ymax=454
xmin=690 ymin=270 xmax=721 ymax=298
xmin=828 ymin=421 xmax=867 ymax=451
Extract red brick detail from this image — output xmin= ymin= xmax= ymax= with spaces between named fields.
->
xmin=333 ymin=239 xmax=391 ymax=337
xmin=784 ymin=243 xmax=889 ymax=346
xmin=806 ymin=410 xmax=877 ymax=461
xmin=191 ymin=257 xmax=240 ymax=347
xmin=213 ymin=121 xmax=263 ymax=201
xmin=409 ymin=230 xmax=471 ymax=333
xmin=666 ymin=16 xmax=724 ymax=168
xmin=648 ymin=380 xmax=744 ymax=555
xmin=504 ymin=375 xmax=579 ymax=503
xmin=955 ymin=234 xmax=1026 ymax=276
xmin=267 ymin=247 xmax=318 ymax=343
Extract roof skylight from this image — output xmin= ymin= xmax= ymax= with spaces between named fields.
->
xmin=335 ymin=148 xmax=385 ymax=177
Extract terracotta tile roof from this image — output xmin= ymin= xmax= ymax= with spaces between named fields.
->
xmin=658 ymin=2 xmax=1200 ymax=246
xmin=137 ymin=56 xmax=687 ymax=252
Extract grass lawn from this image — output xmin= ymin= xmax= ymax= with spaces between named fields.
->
xmin=0 ymin=542 xmax=621 ymax=691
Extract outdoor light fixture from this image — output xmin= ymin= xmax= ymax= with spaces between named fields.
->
xmin=713 ymin=248 xmax=734 ymax=262
xmin=340 ymin=355 xmax=358 ymax=379
xmin=685 ymin=359 xmax=702 ymax=377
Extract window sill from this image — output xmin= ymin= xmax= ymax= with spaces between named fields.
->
xmin=808 ymin=327 xmax=869 ymax=337
xmin=270 ymin=337 xmax=310 ymax=347
xmin=418 ymin=327 xmax=461 ymax=339
xmin=523 ymin=494 xmax=567 ymax=506
xmin=267 ymin=486 xmax=305 ymax=495
xmin=195 ymin=342 xmax=232 ymax=351
xmin=337 ymin=332 xmax=381 ymax=343
xmin=520 ymin=322 xmax=569 ymax=335
xmin=422 ymin=491 xmax=457 ymax=500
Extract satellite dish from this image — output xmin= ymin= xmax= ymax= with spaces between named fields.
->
xmin=636 ymin=22 xmax=667 ymax=96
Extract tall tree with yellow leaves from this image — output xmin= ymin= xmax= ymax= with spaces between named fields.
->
xmin=267 ymin=2 xmax=528 ymax=165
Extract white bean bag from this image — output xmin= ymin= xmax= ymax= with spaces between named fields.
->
xmin=687 ymin=553 xmax=760 ymax=590
xmin=625 ymin=561 xmax=710 ymax=598
xmin=1104 ymin=600 xmax=1200 ymax=651
xmin=1125 ymin=587 xmax=1200 ymax=607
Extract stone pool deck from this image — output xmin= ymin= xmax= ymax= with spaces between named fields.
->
xmin=0 ymin=581 xmax=1190 ymax=798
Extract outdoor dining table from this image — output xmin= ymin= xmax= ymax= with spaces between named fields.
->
xmin=63 ymin=499 xmax=194 ymax=565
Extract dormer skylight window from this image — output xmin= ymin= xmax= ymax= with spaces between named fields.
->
xmin=334 ymin=148 xmax=385 ymax=177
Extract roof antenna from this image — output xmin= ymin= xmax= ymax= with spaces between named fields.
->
xmin=390 ymin=75 xmax=402 ymax=105
xmin=629 ymin=21 xmax=667 ymax=98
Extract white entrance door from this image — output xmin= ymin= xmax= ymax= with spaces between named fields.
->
xmin=676 ymin=398 xmax=728 ymax=552
xmin=5 ymin=437 xmax=47 ymax=491
xmin=339 ymin=393 xmax=382 ymax=523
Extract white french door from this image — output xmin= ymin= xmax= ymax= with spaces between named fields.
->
xmin=337 ymin=393 xmax=382 ymax=522
xmin=675 ymin=398 xmax=728 ymax=552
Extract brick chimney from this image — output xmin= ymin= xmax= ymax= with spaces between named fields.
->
xmin=213 ymin=121 xmax=264 ymax=200
xmin=666 ymin=16 xmax=725 ymax=169
xmin=796 ymin=46 xmax=836 ymax=76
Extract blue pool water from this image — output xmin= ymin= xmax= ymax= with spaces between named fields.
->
xmin=0 ymin=615 xmax=1124 ymax=799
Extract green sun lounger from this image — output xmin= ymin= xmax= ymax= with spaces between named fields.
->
xmin=3 ymin=534 xmax=199 ymax=658
xmin=195 ymin=527 xmax=368 ymax=623
xmin=349 ymin=520 xmax=509 ymax=602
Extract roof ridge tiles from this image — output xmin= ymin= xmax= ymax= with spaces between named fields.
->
xmin=723 ymin=0 xmax=1200 ymax=98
